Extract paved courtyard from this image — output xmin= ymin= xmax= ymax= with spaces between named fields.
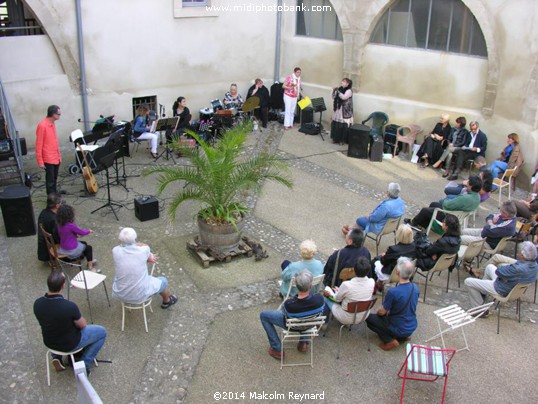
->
xmin=0 ymin=123 xmax=537 ymax=403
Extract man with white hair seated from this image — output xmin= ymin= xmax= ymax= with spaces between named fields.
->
xmin=112 ymin=227 xmax=177 ymax=309
xmin=464 ymin=241 xmax=538 ymax=315
xmin=366 ymin=257 xmax=419 ymax=351
xmin=260 ymin=270 xmax=325 ymax=359
xmin=342 ymin=182 xmax=405 ymax=235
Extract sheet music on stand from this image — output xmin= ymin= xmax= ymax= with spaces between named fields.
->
xmin=155 ymin=117 xmax=179 ymax=132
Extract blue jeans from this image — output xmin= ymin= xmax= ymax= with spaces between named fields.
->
xmin=356 ymin=217 xmax=369 ymax=231
xmin=74 ymin=325 xmax=107 ymax=370
xmin=156 ymin=276 xmax=168 ymax=294
xmin=260 ymin=310 xmax=286 ymax=352
xmin=490 ymin=160 xmax=507 ymax=191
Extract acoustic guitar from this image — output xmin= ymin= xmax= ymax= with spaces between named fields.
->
xmin=77 ymin=145 xmax=98 ymax=194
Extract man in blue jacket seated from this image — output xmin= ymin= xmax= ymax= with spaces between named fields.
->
xmin=260 ymin=270 xmax=325 ymax=360
xmin=342 ymin=182 xmax=405 ymax=235
xmin=366 ymin=257 xmax=419 ymax=351
xmin=460 ymin=200 xmax=517 ymax=251
xmin=464 ymin=241 xmax=538 ymax=313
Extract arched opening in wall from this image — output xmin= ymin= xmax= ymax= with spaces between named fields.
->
xmin=370 ymin=0 xmax=487 ymax=58
xmin=0 ymin=0 xmax=43 ymax=36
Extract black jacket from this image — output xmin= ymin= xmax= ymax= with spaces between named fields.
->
xmin=418 ymin=234 xmax=460 ymax=271
xmin=379 ymin=242 xmax=417 ymax=275
xmin=323 ymin=245 xmax=371 ymax=287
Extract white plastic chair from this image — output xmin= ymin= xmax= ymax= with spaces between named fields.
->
xmin=70 ymin=270 xmax=110 ymax=324
xmin=493 ymin=166 xmax=517 ymax=207
xmin=489 ymin=282 xmax=532 ymax=334
xmin=425 ymin=302 xmax=493 ymax=352
xmin=120 ymin=264 xmax=156 ymax=333
xmin=365 ymin=215 xmax=402 ymax=255
xmin=455 ymin=238 xmax=485 ymax=287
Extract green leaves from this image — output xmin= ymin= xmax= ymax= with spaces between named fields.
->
xmin=144 ymin=122 xmax=292 ymax=226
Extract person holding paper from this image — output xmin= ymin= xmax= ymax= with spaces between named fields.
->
xmin=282 ymin=67 xmax=303 ymax=130
xmin=133 ymin=104 xmax=159 ymax=158
xmin=330 ymin=78 xmax=353 ymax=144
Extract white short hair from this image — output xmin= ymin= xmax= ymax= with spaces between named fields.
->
xmin=119 ymin=227 xmax=137 ymax=244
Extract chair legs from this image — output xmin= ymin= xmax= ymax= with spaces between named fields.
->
xmin=121 ymin=299 xmax=153 ymax=333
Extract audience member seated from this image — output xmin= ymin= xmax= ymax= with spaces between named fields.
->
xmin=446 ymin=121 xmax=487 ymax=180
xmin=323 ymin=227 xmax=370 ymax=288
xmin=37 ymin=192 xmax=62 ymax=263
xmin=112 ymin=228 xmax=178 ymax=309
xmin=416 ymin=114 xmax=451 ymax=168
xmin=223 ymin=83 xmax=243 ymax=110
xmin=416 ymin=214 xmax=461 ymax=271
xmin=260 ymin=270 xmax=325 ymax=359
xmin=490 ymin=133 xmax=524 ymax=191
xmin=432 ymin=116 xmax=468 ymax=169
xmin=133 ymin=104 xmax=159 ymax=158
xmin=323 ymin=257 xmax=374 ymax=325
xmin=366 ymin=257 xmax=419 ymax=350
xmin=442 ymin=169 xmax=493 ymax=204
xmin=342 ymin=182 xmax=405 ymax=236
xmin=371 ymin=224 xmax=416 ymax=290
xmin=280 ymin=239 xmax=324 ymax=297
xmin=460 ymin=201 xmax=517 ymax=270
xmin=56 ymin=204 xmax=98 ymax=272
xmin=464 ymin=241 xmax=538 ymax=311
xmin=34 ymin=270 xmax=107 ymax=375
xmin=513 ymin=195 xmax=538 ymax=220
xmin=405 ymin=175 xmax=481 ymax=229
xmin=246 ymin=78 xmax=270 ymax=128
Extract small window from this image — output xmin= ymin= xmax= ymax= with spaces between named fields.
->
xmin=370 ymin=0 xmax=487 ymax=57
xmin=296 ymin=0 xmax=342 ymax=41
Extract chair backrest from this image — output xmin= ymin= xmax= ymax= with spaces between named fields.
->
xmin=496 ymin=282 xmax=531 ymax=303
xmin=285 ymin=315 xmax=326 ymax=334
xmin=398 ymin=124 xmax=422 ymax=142
xmin=430 ymin=253 xmax=457 ymax=274
xmin=283 ymin=274 xmax=325 ymax=303
xmin=487 ymin=236 xmax=511 ymax=254
xmin=461 ymin=238 xmax=485 ymax=260
xmin=427 ymin=208 xmax=471 ymax=236
xmin=70 ymin=129 xmax=84 ymax=143
xmin=380 ymin=216 xmax=402 ymax=237
xmin=39 ymin=224 xmax=61 ymax=268
xmin=495 ymin=167 xmax=517 ymax=185
xmin=347 ymin=297 xmax=377 ymax=325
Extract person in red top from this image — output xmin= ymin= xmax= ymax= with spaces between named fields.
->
xmin=36 ymin=105 xmax=62 ymax=195
xmin=282 ymin=67 xmax=303 ymax=130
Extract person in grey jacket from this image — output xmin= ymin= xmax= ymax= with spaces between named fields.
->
xmin=464 ymin=241 xmax=538 ymax=309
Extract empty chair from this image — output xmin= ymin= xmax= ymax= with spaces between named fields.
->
xmin=362 ymin=111 xmax=389 ymax=138
xmin=493 ymin=167 xmax=517 ymax=207
xmin=416 ymin=253 xmax=457 ymax=303
xmin=394 ymin=124 xmax=423 ymax=157
xmin=455 ymin=238 xmax=485 ymax=287
xmin=70 ymin=129 xmax=99 ymax=172
xmin=479 ymin=236 xmax=511 ymax=264
xmin=398 ymin=344 xmax=456 ymax=404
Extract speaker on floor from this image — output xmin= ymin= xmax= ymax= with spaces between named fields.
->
xmin=347 ymin=124 xmax=370 ymax=159
xmin=300 ymin=107 xmax=314 ymax=125
xmin=0 ymin=185 xmax=36 ymax=237
xmin=134 ymin=196 xmax=159 ymax=222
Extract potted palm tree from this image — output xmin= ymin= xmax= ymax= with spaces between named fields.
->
xmin=145 ymin=122 xmax=292 ymax=251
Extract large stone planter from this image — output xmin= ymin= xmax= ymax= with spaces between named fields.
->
xmin=197 ymin=215 xmax=244 ymax=251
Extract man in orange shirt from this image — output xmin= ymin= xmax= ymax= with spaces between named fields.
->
xmin=36 ymin=105 xmax=62 ymax=195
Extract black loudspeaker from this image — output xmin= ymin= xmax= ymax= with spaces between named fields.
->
xmin=347 ymin=124 xmax=370 ymax=159
xmin=301 ymin=107 xmax=314 ymax=125
xmin=370 ymin=138 xmax=384 ymax=162
xmin=134 ymin=196 xmax=159 ymax=222
xmin=0 ymin=185 xmax=36 ymax=237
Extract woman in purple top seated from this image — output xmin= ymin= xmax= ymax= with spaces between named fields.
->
xmin=56 ymin=204 xmax=97 ymax=272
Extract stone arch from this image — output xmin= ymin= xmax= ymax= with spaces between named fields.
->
xmin=25 ymin=0 xmax=80 ymax=91
xmin=333 ymin=0 xmax=500 ymax=117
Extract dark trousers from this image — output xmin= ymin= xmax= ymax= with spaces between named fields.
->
xmin=44 ymin=163 xmax=59 ymax=195
xmin=255 ymin=107 xmax=268 ymax=128
xmin=80 ymin=241 xmax=93 ymax=264
xmin=453 ymin=149 xmax=477 ymax=172
xmin=412 ymin=202 xmax=443 ymax=228
xmin=366 ymin=314 xmax=404 ymax=343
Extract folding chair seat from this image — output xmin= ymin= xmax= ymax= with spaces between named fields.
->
xmin=46 ymin=346 xmax=98 ymax=386
xmin=416 ymin=253 xmax=457 ymax=303
xmin=488 ymin=282 xmax=532 ymax=334
xmin=280 ymin=314 xmax=326 ymax=368
xmin=425 ymin=303 xmax=493 ymax=352
xmin=365 ymin=216 xmax=402 ymax=255
xmin=398 ymin=344 xmax=456 ymax=404
xmin=323 ymin=298 xmax=377 ymax=358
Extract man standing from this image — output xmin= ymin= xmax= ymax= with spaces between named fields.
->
xmin=464 ymin=241 xmax=538 ymax=309
xmin=447 ymin=121 xmax=487 ymax=180
xmin=366 ymin=257 xmax=419 ymax=350
xmin=34 ymin=270 xmax=107 ymax=375
xmin=36 ymin=105 xmax=62 ymax=195
xmin=260 ymin=270 xmax=325 ymax=359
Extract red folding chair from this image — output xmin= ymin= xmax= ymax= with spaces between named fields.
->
xmin=398 ymin=344 xmax=456 ymax=404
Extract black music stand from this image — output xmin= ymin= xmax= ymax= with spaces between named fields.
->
xmin=103 ymin=128 xmax=129 ymax=191
xmin=311 ymin=97 xmax=327 ymax=141
xmin=91 ymin=152 xmax=122 ymax=220
xmin=154 ymin=117 xmax=180 ymax=162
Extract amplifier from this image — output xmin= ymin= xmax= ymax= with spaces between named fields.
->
xmin=134 ymin=196 xmax=159 ymax=222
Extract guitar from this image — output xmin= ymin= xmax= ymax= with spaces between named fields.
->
xmin=77 ymin=145 xmax=98 ymax=194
